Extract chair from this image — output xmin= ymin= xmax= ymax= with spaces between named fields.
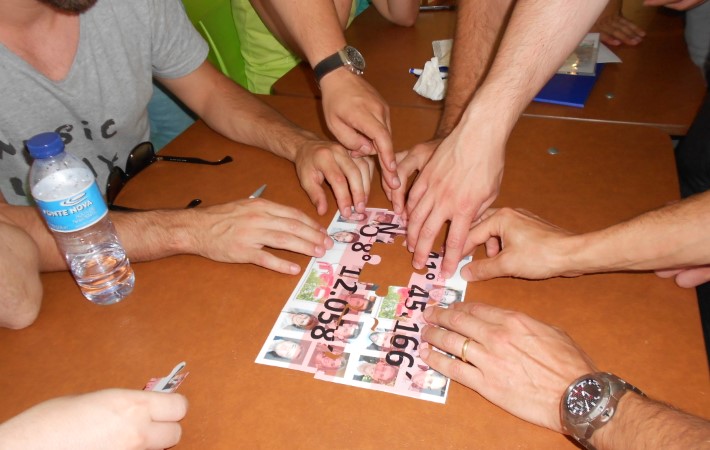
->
xmin=181 ymin=0 xmax=248 ymax=88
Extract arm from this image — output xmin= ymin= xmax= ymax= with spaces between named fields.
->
xmin=247 ymin=0 xmax=399 ymax=191
xmin=369 ymin=0 xmax=419 ymax=27
xmin=0 ymin=389 xmax=187 ymax=450
xmin=405 ymin=0 xmax=609 ymax=279
xmin=385 ymin=0 xmax=513 ymax=212
xmin=461 ymin=190 xmax=710 ymax=283
xmin=159 ymin=61 xmax=373 ymax=216
xmin=592 ymin=0 xmax=646 ymax=46
xmin=420 ymin=303 xmax=710 ymax=448
xmin=0 ymin=194 xmax=331 ymax=276
xmin=0 ymin=218 xmax=42 ymax=329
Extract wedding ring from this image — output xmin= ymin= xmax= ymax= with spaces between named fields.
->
xmin=460 ymin=338 xmax=472 ymax=364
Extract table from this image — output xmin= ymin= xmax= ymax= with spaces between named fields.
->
xmin=0 ymin=96 xmax=707 ymax=448
xmin=272 ymin=3 xmax=706 ymax=136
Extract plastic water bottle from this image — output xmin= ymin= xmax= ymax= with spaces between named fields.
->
xmin=27 ymin=132 xmax=135 ymax=305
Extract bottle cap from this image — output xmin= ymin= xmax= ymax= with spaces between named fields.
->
xmin=27 ymin=132 xmax=65 ymax=159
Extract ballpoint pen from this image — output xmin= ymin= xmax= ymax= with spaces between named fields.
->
xmin=249 ymin=184 xmax=267 ymax=199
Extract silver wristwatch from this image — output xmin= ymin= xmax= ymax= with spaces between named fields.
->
xmin=560 ymin=372 xmax=645 ymax=450
xmin=313 ymin=46 xmax=366 ymax=84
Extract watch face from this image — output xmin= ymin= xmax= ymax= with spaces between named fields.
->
xmin=566 ymin=378 xmax=603 ymax=416
xmin=344 ymin=46 xmax=366 ymax=71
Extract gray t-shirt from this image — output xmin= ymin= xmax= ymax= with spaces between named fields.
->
xmin=0 ymin=0 xmax=208 ymax=205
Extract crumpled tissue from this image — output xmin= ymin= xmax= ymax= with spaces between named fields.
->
xmin=413 ymin=56 xmax=447 ymax=101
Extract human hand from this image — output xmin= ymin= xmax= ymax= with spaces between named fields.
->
xmin=319 ymin=70 xmax=400 ymax=191
xmin=420 ymin=303 xmax=596 ymax=432
xmin=460 ymin=208 xmax=577 ymax=281
xmin=186 ymin=198 xmax=332 ymax=274
xmin=593 ymin=10 xmax=646 ymax=46
xmin=655 ymin=265 xmax=710 ymax=288
xmin=643 ymin=0 xmax=707 ymax=10
xmin=383 ymin=138 xmax=441 ymax=215
xmin=294 ymin=139 xmax=375 ymax=216
xmin=405 ymin=128 xmax=504 ymax=278
xmin=0 ymin=389 xmax=187 ymax=450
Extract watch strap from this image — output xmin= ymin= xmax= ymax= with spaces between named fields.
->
xmin=314 ymin=50 xmax=345 ymax=84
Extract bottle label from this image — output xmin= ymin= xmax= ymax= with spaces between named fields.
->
xmin=36 ymin=182 xmax=108 ymax=232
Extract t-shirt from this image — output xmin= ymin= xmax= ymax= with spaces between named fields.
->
xmin=0 ymin=0 xmax=208 ymax=206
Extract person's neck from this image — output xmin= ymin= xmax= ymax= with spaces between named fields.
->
xmin=0 ymin=1 xmax=81 ymax=82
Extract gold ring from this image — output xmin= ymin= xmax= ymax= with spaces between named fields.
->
xmin=461 ymin=338 xmax=472 ymax=364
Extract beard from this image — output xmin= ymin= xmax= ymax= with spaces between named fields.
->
xmin=38 ymin=0 xmax=98 ymax=13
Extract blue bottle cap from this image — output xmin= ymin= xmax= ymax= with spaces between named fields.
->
xmin=27 ymin=132 xmax=65 ymax=159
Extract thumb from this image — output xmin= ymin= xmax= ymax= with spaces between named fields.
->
xmin=461 ymin=258 xmax=507 ymax=282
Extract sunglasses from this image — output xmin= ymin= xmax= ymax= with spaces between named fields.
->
xmin=106 ymin=141 xmax=233 ymax=211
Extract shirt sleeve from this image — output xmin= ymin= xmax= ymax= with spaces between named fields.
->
xmin=149 ymin=0 xmax=209 ymax=79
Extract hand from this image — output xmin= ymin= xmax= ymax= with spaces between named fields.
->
xmin=655 ymin=265 xmax=710 ymax=288
xmin=405 ymin=127 xmax=504 ymax=278
xmin=186 ymin=199 xmax=333 ymax=274
xmin=643 ymin=0 xmax=707 ymax=10
xmin=0 ymin=389 xmax=188 ymax=450
xmin=319 ymin=70 xmax=400 ymax=191
xmin=460 ymin=208 xmax=576 ymax=281
xmin=383 ymin=139 xmax=440 ymax=215
xmin=420 ymin=303 xmax=596 ymax=432
xmin=593 ymin=10 xmax=646 ymax=46
xmin=294 ymin=139 xmax=375 ymax=216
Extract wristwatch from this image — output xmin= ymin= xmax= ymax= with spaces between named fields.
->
xmin=560 ymin=372 xmax=645 ymax=450
xmin=313 ymin=45 xmax=365 ymax=84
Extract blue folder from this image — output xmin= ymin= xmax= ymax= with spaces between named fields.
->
xmin=533 ymin=64 xmax=604 ymax=108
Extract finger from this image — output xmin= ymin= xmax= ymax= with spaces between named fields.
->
xmin=252 ymin=199 xmax=323 ymax=230
xmin=441 ymin=216 xmax=473 ymax=278
xmin=460 ymin=256 xmax=507 ymax=282
xmin=354 ymin=157 xmax=374 ymax=203
xmin=654 ymin=268 xmax=682 ymax=278
xmin=674 ymin=267 xmax=710 ymax=288
xmin=299 ymin=177 xmax=329 ymax=216
xmin=247 ymin=249 xmax=304 ymax=275
xmin=258 ymin=220 xmax=328 ymax=255
xmin=410 ymin=204 xmax=443 ymax=270
xmin=322 ymin=155 xmax=361 ymax=217
xmin=145 ymin=422 xmax=183 ymax=450
xmin=147 ymin=392 xmax=188 ymax=422
xmin=405 ymin=179 xmax=432 ymax=250
xmin=391 ymin=152 xmax=425 ymax=214
xmin=330 ymin=118 xmax=375 ymax=155
xmin=419 ymin=341 xmax=483 ymax=395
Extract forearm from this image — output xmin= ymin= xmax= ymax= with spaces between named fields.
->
xmin=437 ymin=0 xmax=514 ymax=137
xmin=161 ymin=66 xmax=317 ymax=163
xmin=456 ymin=0 xmax=608 ymax=139
xmin=0 ymin=202 xmax=199 ymax=271
xmin=563 ymin=191 xmax=710 ymax=275
xmin=590 ymin=393 xmax=710 ymax=449
xmin=249 ymin=0 xmax=350 ymax=65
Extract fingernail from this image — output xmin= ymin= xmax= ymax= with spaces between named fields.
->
xmin=413 ymin=261 xmax=423 ymax=270
xmin=290 ymin=264 xmax=301 ymax=274
xmin=315 ymin=246 xmax=324 ymax=256
xmin=423 ymin=307 xmax=433 ymax=319
xmin=407 ymin=245 xmax=414 ymax=252
xmin=357 ymin=202 xmax=366 ymax=211
xmin=360 ymin=144 xmax=372 ymax=153
xmin=392 ymin=176 xmax=401 ymax=188
xmin=389 ymin=161 xmax=397 ymax=170
xmin=441 ymin=271 xmax=451 ymax=279
xmin=419 ymin=342 xmax=430 ymax=359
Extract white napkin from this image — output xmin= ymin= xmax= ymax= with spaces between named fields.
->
xmin=413 ymin=56 xmax=447 ymax=101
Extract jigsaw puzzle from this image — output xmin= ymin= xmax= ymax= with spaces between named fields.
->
xmin=255 ymin=207 xmax=471 ymax=403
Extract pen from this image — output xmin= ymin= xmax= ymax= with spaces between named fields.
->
xmin=249 ymin=184 xmax=267 ymax=199
xmin=408 ymin=67 xmax=448 ymax=76
xmin=419 ymin=4 xmax=456 ymax=11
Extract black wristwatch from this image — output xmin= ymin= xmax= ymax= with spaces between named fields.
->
xmin=313 ymin=45 xmax=365 ymax=84
xmin=560 ymin=372 xmax=645 ymax=450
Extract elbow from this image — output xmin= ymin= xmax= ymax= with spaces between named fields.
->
xmin=0 ymin=283 xmax=43 ymax=330
xmin=392 ymin=15 xmax=418 ymax=27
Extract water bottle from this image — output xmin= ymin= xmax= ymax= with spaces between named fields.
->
xmin=27 ymin=132 xmax=135 ymax=305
